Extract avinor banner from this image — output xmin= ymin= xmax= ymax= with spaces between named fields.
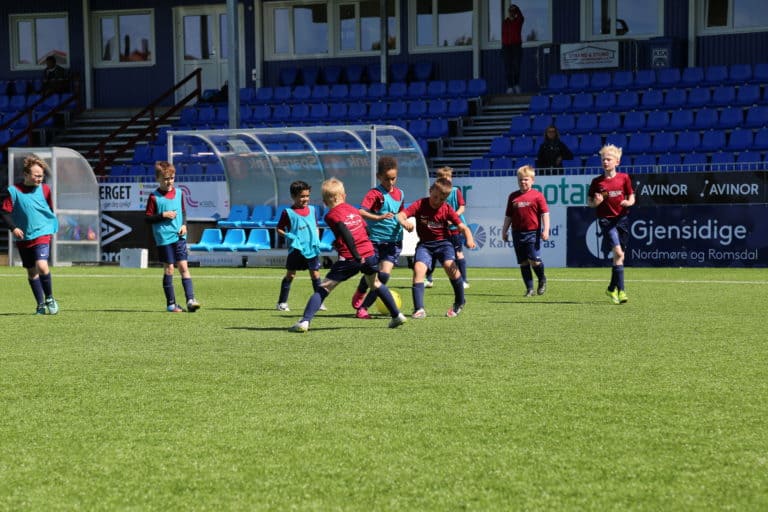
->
xmin=633 ymin=171 xmax=768 ymax=206
xmin=567 ymin=205 xmax=768 ymax=267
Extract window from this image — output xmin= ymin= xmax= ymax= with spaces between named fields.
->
xmin=93 ymin=10 xmax=154 ymax=66
xmin=703 ymin=0 xmax=768 ymax=31
xmin=413 ymin=0 xmax=473 ymax=50
xmin=486 ymin=0 xmax=552 ymax=45
xmin=339 ymin=0 xmax=397 ymax=52
xmin=587 ymin=0 xmax=661 ymax=39
xmin=10 ymin=13 xmax=69 ymax=70
xmin=264 ymin=1 xmax=400 ymax=60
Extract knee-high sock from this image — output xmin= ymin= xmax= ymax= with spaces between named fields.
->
xmin=301 ymin=287 xmax=330 ymax=322
xmin=450 ymin=277 xmax=466 ymax=306
xmin=182 ymin=277 xmax=194 ymax=302
xmin=412 ymin=282 xmax=426 ymax=311
xmin=520 ymin=265 xmax=534 ymax=291
xmin=355 ymin=275 xmax=369 ymax=294
xmin=39 ymin=272 xmax=53 ymax=297
xmin=609 ymin=266 xmax=618 ymax=291
xmin=28 ymin=278 xmax=45 ymax=305
xmin=376 ymin=284 xmax=400 ymax=317
xmin=163 ymin=274 xmax=175 ymax=305
xmin=362 ymin=272 xmax=390 ymax=309
xmin=278 ymin=277 xmax=292 ymax=303
xmin=532 ymin=262 xmax=545 ymax=282
xmin=312 ymin=277 xmax=322 ymax=293
xmin=615 ymin=265 xmax=625 ymax=291
xmin=457 ymin=258 xmax=467 ymax=283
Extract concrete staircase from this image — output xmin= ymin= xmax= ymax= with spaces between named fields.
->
xmin=430 ymin=95 xmax=530 ymax=173
xmin=51 ymin=109 xmax=178 ymax=172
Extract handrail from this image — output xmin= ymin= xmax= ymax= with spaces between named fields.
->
xmin=85 ymin=68 xmax=202 ymax=174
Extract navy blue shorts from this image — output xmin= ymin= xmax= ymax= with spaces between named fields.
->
xmin=325 ymin=255 xmax=379 ymax=282
xmin=449 ymin=232 xmax=466 ymax=254
xmin=512 ymin=230 xmax=542 ymax=264
xmin=415 ymin=240 xmax=456 ymax=270
xmin=19 ymin=243 xmax=50 ymax=268
xmin=598 ymin=216 xmax=629 ymax=254
xmin=372 ymin=241 xmax=402 ymax=265
xmin=285 ymin=250 xmax=321 ymax=271
xmin=157 ymin=238 xmax=189 ymax=264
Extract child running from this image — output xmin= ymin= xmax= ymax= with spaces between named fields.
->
xmin=501 ymin=165 xmax=550 ymax=296
xmin=587 ymin=144 xmax=635 ymax=304
xmin=289 ymin=177 xmax=407 ymax=332
xmin=0 ymin=154 xmax=60 ymax=314
xmin=275 ymin=180 xmax=325 ymax=312
xmin=398 ymin=178 xmax=476 ymax=318
xmin=350 ymin=156 xmax=406 ymax=319
xmin=144 ymin=161 xmax=201 ymax=313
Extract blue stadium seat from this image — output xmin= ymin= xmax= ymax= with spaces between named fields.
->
xmin=413 ymin=61 xmax=434 ymax=82
xmin=686 ymin=87 xmax=711 ymax=107
xmin=560 ymin=134 xmax=578 ymax=151
xmin=367 ymin=82 xmax=387 ymax=101
xmin=467 ymin=78 xmax=488 ymax=97
xmin=754 ymin=128 xmax=768 ymax=150
xmin=710 ymin=152 xmax=736 ymax=171
xmin=528 ymin=95 xmax=550 ymax=113
xmin=574 ymin=113 xmax=598 ymax=134
xmin=386 ymin=100 xmax=407 ymax=120
xmin=700 ymin=130 xmax=727 ymax=152
xmin=492 ymin=157 xmax=514 ymax=170
xmin=704 ymin=65 xmax=728 ymax=85
xmin=344 ymin=64 xmax=365 ymax=83
xmin=213 ymin=228 xmax=247 ymax=251
xmin=623 ymin=111 xmax=646 ymax=132
xmin=301 ymin=66 xmax=320 ymax=86
xmin=405 ymin=100 xmax=427 ymax=119
xmin=178 ymin=107 xmax=197 ymax=127
xmin=241 ymin=205 xmax=273 ymax=228
xmin=407 ymin=81 xmax=427 ymax=99
xmin=640 ymin=89 xmax=663 ymax=110
xmin=546 ymin=73 xmax=568 ymax=93
xmin=735 ymin=84 xmax=761 ymax=106
xmin=251 ymin=105 xmax=271 ymax=125
xmin=717 ymin=106 xmax=744 ymax=129
xmin=583 ymin=155 xmax=602 ymax=169
xmin=310 ymin=84 xmax=330 ymax=102
xmin=348 ymin=83 xmax=368 ymax=101
xmin=611 ymin=70 xmax=633 ymax=90
xmin=577 ymin=134 xmax=602 ymax=155
xmin=347 ymin=102 xmax=367 ymax=120
xmin=279 ymin=66 xmax=299 ymax=86
xmin=469 ymin=157 xmax=493 ymax=173
xmin=427 ymin=98 xmax=448 ymax=118
xmin=264 ymin=205 xmax=289 ymax=228
xmin=322 ymin=65 xmax=343 ymax=84
xmin=508 ymin=115 xmax=531 ymax=136
xmin=239 ymin=228 xmax=272 ymax=251
xmin=426 ymin=80 xmax=447 ymax=98
xmin=669 ymin=110 xmax=694 ymax=131
xmin=447 ymin=79 xmax=467 ymax=96
xmin=681 ymin=66 xmax=704 ymax=87
xmin=594 ymin=91 xmax=617 ymax=110
xmin=448 ymin=98 xmax=469 ymax=118
xmin=189 ymin=228 xmax=224 ymax=252
xmin=682 ymin=153 xmax=708 ymax=170
xmin=736 ymin=151 xmax=763 ymax=170
xmin=290 ymin=104 xmax=310 ymax=124
xmin=598 ymin=112 xmax=621 ymax=132
xmin=252 ymin=86 xmax=273 ymax=104
xmin=388 ymin=82 xmax=408 ymax=99
xmin=644 ymin=110 xmax=670 ymax=132
xmin=588 ymin=72 xmax=611 ymax=91
xmin=676 ymin=131 xmax=701 ymax=152
xmin=616 ymin=91 xmax=639 ymax=110
xmin=711 ymin=85 xmax=736 ymax=106
xmin=656 ymin=67 xmax=681 ymax=88
xmin=753 ymin=63 xmax=768 ymax=83
xmin=652 ymin=132 xmax=676 ymax=153
xmin=271 ymin=104 xmax=291 ymax=124
xmin=291 ymin=85 xmax=311 ymax=103
xmin=488 ymin=136 xmax=512 ymax=157
xmin=408 ymin=119 xmax=429 ymax=139
xmin=604 ymin=133 xmax=627 ymax=149
xmin=390 ymin=62 xmax=410 ymax=83
xmin=273 ymin=86 xmax=292 ymax=103
xmin=663 ymin=88 xmax=687 ymax=109
xmin=727 ymin=128 xmax=753 ymax=151
xmin=367 ymin=102 xmax=387 ymax=121
xmin=328 ymin=83 xmax=349 ymax=102
xmin=132 ymin=144 xmax=153 ymax=164
xmin=531 ymin=114 xmax=553 ymax=134
xmin=218 ymin=204 xmax=250 ymax=228
xmin=427 ymin=118 xmax=449 ymax=138
xmin=550 ymin=94 xmax=571 ymax=112
xmin=554 ymin=113 xmax=576 ymax=133
xmin=571 ymin=92 xmax=595 ymax=112
xmin=658 ymin=153 xmax=682 ymax=172
xmin=745 ymin=105 xmax=768 ymax=128
xmin=693 ymin=108 xmax=718 ymax=130
xmin=626 ymin=132 xmax=651 ymax=154
xmin=634 ymin=69 xmax=656 ymax=89
xmin=568 ymin=73 xmax=589 ymax=91
xmin=309 ymin=103 xmax=329 ymax=123
xmin=510 ymin=136 xmax=535 ymax=156
xmin=366 ymin=63 xmax=381 ymax=83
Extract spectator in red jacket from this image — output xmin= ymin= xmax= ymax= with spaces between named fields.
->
xmin=502 ymin=4 xmax=524 ymax=94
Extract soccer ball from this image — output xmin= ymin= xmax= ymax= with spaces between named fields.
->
xmin=375 ymin=289 xmax=403 ymax=315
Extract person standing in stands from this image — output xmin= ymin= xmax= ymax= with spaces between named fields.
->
xmin=41 ymin=56 xmax=70 ymax=95
xmin=587 ymin=144 xmax=635 ymax=305
xmin=502 ymin=4 xmax=525 ymax=94
xmin=536 ymin=125 xmax=574 ymax=171
xmin=0 ymin=154 xmax=60 ymax=315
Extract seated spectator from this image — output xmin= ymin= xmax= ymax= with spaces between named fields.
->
xmin=41 ymin=56 xmax=70 ymax=95
xmin=536 ymin=125 xmax=573 ymax=170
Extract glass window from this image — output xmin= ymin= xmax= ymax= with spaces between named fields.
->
xmin=588 ymin=0 xmax=660 ymax=38
xmin=704 ymin=0 xmax=768 ymax=30
xmin=339 ymin=0 xmax=397 ymax=53
xmin=183 ymin=15 xmax=214 ymax=60
xmin=294 ymin=4 xmax=329 ymax=55
xmin=10 ymin=13 xmax=69 ymax=69
xmin=273 ymin=8 xmax=291 ymax=55
xmin=414 ymin=0 xmax=473 ymax=50
xmin=93 ymin=10 xmax=154 ymax=66
xmin=487 ymin=0 xmax=551 ymax=44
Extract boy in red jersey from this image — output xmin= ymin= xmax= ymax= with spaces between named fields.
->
xmin=350 ymin=156 xmax=405 ymax=319
xmin=288 ymin=177 xmax=407 ymax=332
xmin=0 ymin=154 xmax=60 ymax=314
xmin=144 ymin=161 xmax=201 ymax=313
xmin=587 ymin=144 xmax=635 ymax=304
xmin=397 ymin=178 xmax=476 ymax=319
xmin=501 ymin=165 xmax=550 ymax=296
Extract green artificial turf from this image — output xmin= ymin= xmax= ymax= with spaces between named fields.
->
xmin=1 ymin=266 xmax=766 ymax=511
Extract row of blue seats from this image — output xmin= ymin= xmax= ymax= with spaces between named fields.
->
xmin=218 ymin=203 xmax=331 ymax=230
xmin=488 ymin=127 xmax=768 ymax=159
xmin=192 ymin=227 xmax=337 ymax=252
xmin=277 ymin=61 xmax=434 ymax=87
xmin=531 ymin=84 xmax=766 ymax=114
xmin=471 ymin=151 xmax=766 ymax=175
xmin=511 ymin=105 xmax=768 ymax=137
xmin=545 ymin=63 xmax=768 ymax=93
xmin=180 ymin=98 xmax=469 ymax=127
xmin=0 ymin=78 xmax=44 ymax=96
xmin=234 ymin=78 xmax=486 ymax=105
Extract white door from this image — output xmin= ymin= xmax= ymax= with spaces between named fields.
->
xmin=173 ymin=5 xmax=246 ymax=102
